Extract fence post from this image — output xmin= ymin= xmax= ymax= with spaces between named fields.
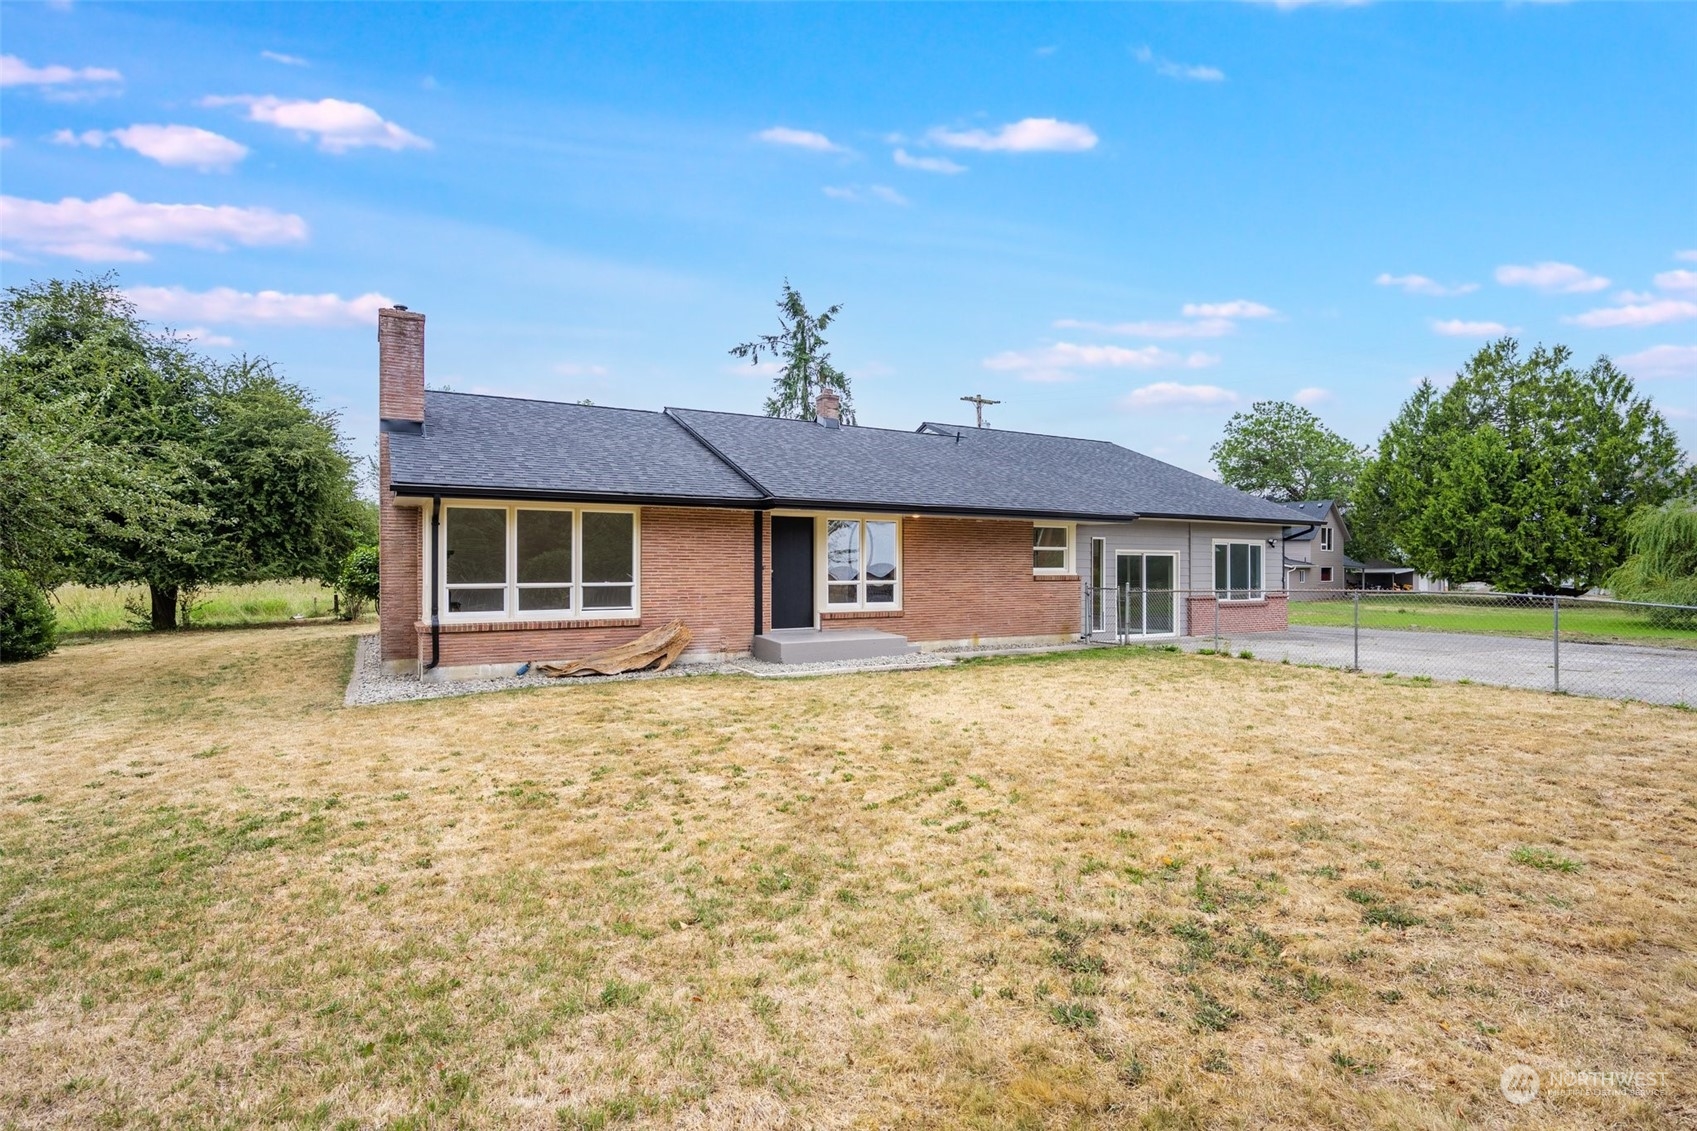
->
xmin=1552 ymin=594 xmax=1560 ymax=693
xmin=1352 ymin=591 xmax=1360 ymax=671
xmin=1213 ymin=592 xmax=1220 ymax=654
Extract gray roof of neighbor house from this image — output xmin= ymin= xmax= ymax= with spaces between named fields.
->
xmin=388 ymin=391 xmax=1301 ymax=524
xmin=386 ymin=391 xmax=766 ymax=505
xmin=1282 ymin=498 xmax=1336 ymax=542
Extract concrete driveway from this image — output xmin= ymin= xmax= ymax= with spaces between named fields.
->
xmin=1179 ymin=625 xmax=1697 ymax=707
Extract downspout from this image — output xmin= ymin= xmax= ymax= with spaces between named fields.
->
xmin=425 ymin=494 xmax=441 ymax=672
xmin=753 ymin=510 xmax=764 ymax=641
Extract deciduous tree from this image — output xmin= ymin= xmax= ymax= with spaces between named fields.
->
xmin=1209 ymin=401 xmax=1365 ymax=503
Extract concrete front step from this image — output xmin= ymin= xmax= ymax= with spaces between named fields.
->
xmin=751 ymin=627 xmax=920 ymax=664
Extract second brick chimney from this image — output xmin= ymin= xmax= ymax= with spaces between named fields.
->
xmin=379 ymin=305 xmax=426 ymax=430
xmin=814 ymin=387 xmax=842 ymax=428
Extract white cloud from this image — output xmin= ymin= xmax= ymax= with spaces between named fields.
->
xmin=1054 ymin=317 xmax=1236 ymax=339
xmin=984 ymin=342 xmax=1215 ymax=382
xmin=0 ymin=54 xmax=121 ymax=87
xmin=1653 ymin=269 xmax=1697 ymax=295
xmin=1132 ymin=46 xmax=1225 ymax=82
xmin=1181 ymin=300 xmax=1275 ymax=319
xmin=1293 ymin=386 xmax=1333 ymax=406
xmin=756 ymin=126 xmax=842 ymax=152
xmin=1432 ymin=318 xmax=1514 ymax=337
xmin=126 ymin=285 xmax=392 ymax=327
xmin=1676 ymin=250 xmax=1697 ymax=263
xmin=1494 ymin=261 xmax=1610 ymax=294
xmin=260 ymin=50 xmax=309 ymax=67
xmin=1121 ymin=382 xmax=1240 ymax=410
xmin=178 ymin=326 xmax=237 ymax=347
xmin=52 ymin=124 xmax=249 ymax=171
xmin=892 ymin=147 xmax=966 ymax=174
xmin=1374 ymin=272 xmax=1479 ymax=297
xmin=0 ymin=193 xmax=308 ymax=261
xmin=1569 ymin=299 xmax=1697 ymax=329
xmin=204 ymin=95 xmax=430 ymax=153
xmin=1615 ymin=345 xmax=1697 ymax=382
xmin=822 ymin=184 xmax=909 ymax=206
xmin=929 ymin=117 xmax=1097 ymax=153
xmin=553 ymin=362 xmax=609 ymax=378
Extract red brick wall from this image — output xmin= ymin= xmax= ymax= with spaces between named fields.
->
xmin=377 ymin=437 xmax=422 ymax=663
xmin=1183 ymin=593 xmax=1289 ymax=637
xmin=819 ymin=516 xmax=1080 ymax=644
xmin=413 ymin=506 xmax=761 ymax=669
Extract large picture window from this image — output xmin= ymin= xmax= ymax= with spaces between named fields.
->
xmin=443 ymin=504 xmax=637 ymax=618
xmin=825 ymin=517 xmax=900 ymax=608
xmin=1214 ymin=541 xmax=1264 ymax=601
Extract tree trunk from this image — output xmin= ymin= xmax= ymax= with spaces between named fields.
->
xmin=149 ymin=583 xmax=180 ymax=631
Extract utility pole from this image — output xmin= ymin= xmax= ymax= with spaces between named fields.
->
xmin=960 ymin=394 xmax=1001 ymax=428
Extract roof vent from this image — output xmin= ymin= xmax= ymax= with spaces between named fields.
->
xmin=394 ymin=304 xmax=409 ymax=312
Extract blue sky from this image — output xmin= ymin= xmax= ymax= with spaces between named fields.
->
xmin=3 ymin=1 xmax=1694 ymax=473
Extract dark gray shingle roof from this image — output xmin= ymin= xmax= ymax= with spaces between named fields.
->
xmin=388 ymin=392 xmax=1300 ymax=524
xmin=387 ymin=391 xmax=764 ymax=503
xmin=1282 ymin=499 xmax=1335 ymax=541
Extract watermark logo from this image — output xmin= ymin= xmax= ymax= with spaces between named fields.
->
xmin=1500 ymin=1064 xmax=1540 ymax=1105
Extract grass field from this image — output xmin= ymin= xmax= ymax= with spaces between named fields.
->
xmin=1289 ymin=594 xmax=1697 ymax=649
xmin=49 ymin=580 xmax=349 ymax=636
xmin=2 ymin=626 xmax=1694 ymax=1129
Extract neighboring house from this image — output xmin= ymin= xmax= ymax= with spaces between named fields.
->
xmin=1281 ymin=499 xmax=1348 ymax=592
xmin=376 ymin=308 xmax=1304 ymax=679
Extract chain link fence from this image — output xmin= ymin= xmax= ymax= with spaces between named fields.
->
xmin=1083 ymin=586 xmax=1697 ymax=707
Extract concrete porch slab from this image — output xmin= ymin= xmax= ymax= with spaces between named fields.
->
xmin=752 ymin=627 xmax=919 ymax=664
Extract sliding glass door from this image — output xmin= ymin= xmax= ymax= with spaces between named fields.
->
xmin=1115 ymin=552 xmax=1178 ymax=637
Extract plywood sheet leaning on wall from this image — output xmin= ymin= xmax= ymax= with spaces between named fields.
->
xmin=536 ymin=619 xmax=693 ymax=678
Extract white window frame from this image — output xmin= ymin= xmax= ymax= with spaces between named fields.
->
xmin=1319 ymin=524 xmax=1333 ymax=552
xmin=438 ymin=501 xmax=641 ymax=622
xmin=1112 ymin=549 xmax=1181 ymax=638
xmin=1212 ymin=539 xmax=1266 ymax=602
xmin=818 ymin=514 xmax=903 ymax=612
xmin=1033 ymin=522 xmax=1075 ymax=575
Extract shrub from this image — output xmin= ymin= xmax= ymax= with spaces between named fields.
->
xmin=0 ymin=569 xmax=58 ymax=662
xmin=336 ymin=546 xmax=379 ymax=620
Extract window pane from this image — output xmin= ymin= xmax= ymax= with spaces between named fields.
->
xmin=447 ymin=586 xmax=504 ymax=613
xmin=582 ymin=512 xmax=634 ymax=584
xmin=866 ymin=521 xmax=898 ymax=581
xmin=1230 ymin=543 xmax=1250 ymax=593
xmin=517 ymin=510 xmax=572 ymax=583
xmin=867 ymin=583 xmax=896 ymax=604
xmin=1034 ymin=549 xmax=1066 ymax=570
xmin=446 ymin=508 xmax=506 ymax=585
xmin=1116 ymin=555 xmax=1143 ymax=590
xmin=1215 ymin=544 xmax=1228 ymax=591
xmin=827 ymin=520 xmax=861 ymax=582
xmin=827 ymin=583 xmax=858 ymax=605
xmin=1249 ymin=544 xmax=1262 ymax=591
xmin=1034 ymin=526 xmax=1067 ymax=548
xmin=582 ymin=584 xmax=633 ymax=610
xmin=518 ymin=586 xmax=571 ymax=611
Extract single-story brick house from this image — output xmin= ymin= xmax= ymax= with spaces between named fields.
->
xmin=376 ymin=308 xmax=1308 ymax=679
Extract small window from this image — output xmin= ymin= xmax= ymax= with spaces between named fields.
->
xmin=825 ymin=517 xmax=900 ymax=608
xmin=1320 ymin=566 xmax=1333 ymax=583
xmin=1034 ymin=525 xmax=1069 ymax=572
xmin=582 ymin=511 xmax=635 ymax=609
xmin=1213 ymin=541 xmax=1264 ymax=600
xmin=1320 ymin=525 xmax=1333 ymax=552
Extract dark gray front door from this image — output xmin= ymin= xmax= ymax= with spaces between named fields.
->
xmin=770 ymin=517 xmax=814 ymax=629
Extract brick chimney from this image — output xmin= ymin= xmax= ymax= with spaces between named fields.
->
xmin=377 ymin=305 xmax=425 ymax=669
xmin=814 ymin=387 xmax=841 ymax=429
xmin=379 ymin=305 xmax=426 ymax=430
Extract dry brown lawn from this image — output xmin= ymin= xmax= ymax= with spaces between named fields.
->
xmin=2 ymin=624 xmax=1694 ymax=1130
